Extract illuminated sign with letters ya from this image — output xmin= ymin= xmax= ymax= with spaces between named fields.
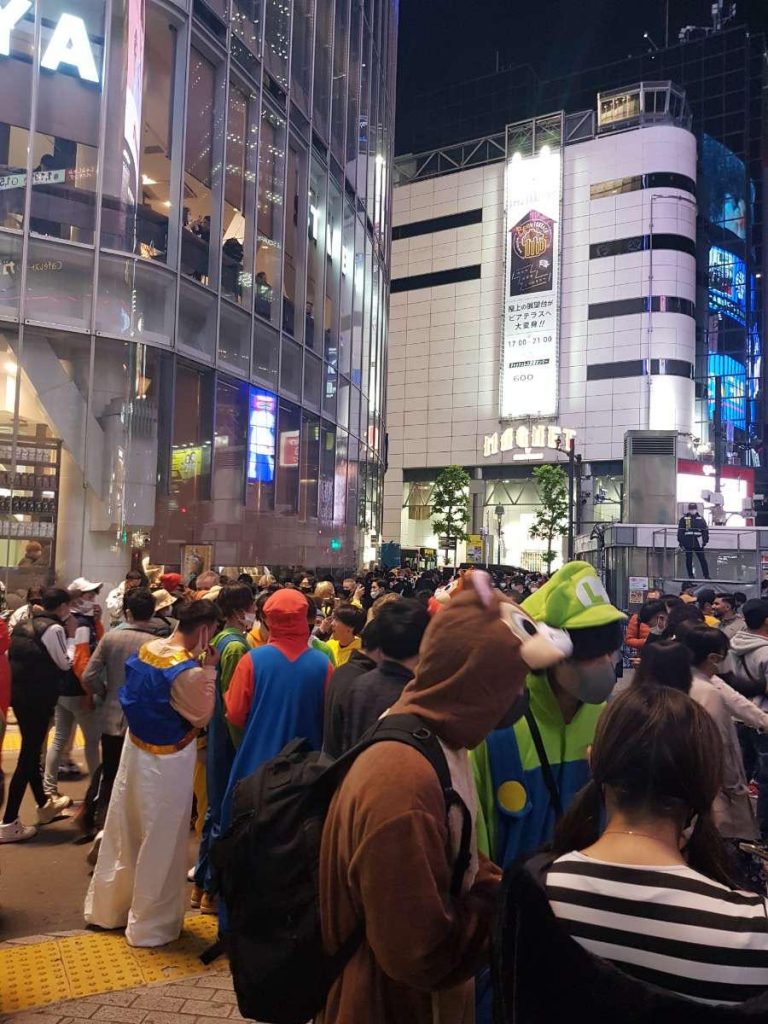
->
xmin=0 ymin=0 xmax=100 ymax=83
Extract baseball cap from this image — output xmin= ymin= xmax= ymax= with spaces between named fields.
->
xmin=68 ymin=577 xmax=102 ymax=594
xmin=522 ymin=561 xmax=626 ymax=631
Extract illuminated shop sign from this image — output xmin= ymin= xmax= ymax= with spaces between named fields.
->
xmin=247 ymin=387 xmax=277 ymax=484
xmin=501 ymin=143 xmax=562 ymax=419
xmin=483 ymin=424 xmax=576 ymax=458
xmin=0 ymin=0 xmax=100 ymax=83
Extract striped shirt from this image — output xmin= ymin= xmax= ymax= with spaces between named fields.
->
xmin=548 ymin=851 xmax=768 ymax=1005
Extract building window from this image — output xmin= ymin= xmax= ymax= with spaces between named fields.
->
xmin=222 ymin=81 xmax=259 ymax=308
xmin=590 ymin=171 xmax=696 ymax=200
xmin=255 ymin=104 xmax=286 ymax=327
xmin=283 ymin=137 xmax=308 ymax=340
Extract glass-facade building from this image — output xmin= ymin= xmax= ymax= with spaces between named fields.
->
xmin=0 ymin=0 xmax=396 ymax=596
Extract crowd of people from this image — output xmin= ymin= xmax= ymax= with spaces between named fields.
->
xmin=1 ymin=560 xmax=768 ymax=1021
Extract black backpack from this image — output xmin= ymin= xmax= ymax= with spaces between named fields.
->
xmin=207 ymin=713 xmax=472 ymax=1024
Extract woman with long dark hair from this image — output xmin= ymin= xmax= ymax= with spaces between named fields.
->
xmin=545 ymin=686 xmax=768 ymax=1004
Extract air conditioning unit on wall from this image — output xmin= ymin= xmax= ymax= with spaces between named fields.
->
xmin=623 ymin=431 xmax=678 ymax=524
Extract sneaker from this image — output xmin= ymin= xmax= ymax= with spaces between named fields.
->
xmin=86 ymin=830 xmax=103 ymax=867
xmin=58 ymin=760 xmax=83 ymax=779
xmin=0 ymin=819 xmax=37 ymax=843
xmin=187 ymin=866 xmax=196 ymax=882
xmin=37 ymin=794 xmax=71 ymax=825
xmin=190 ymin=885 xmax=204 ymax=910
xmin=43 ymin=790 xmax=73 ymax=808
xmin=200 ymin=892 xmax=217 ymax=916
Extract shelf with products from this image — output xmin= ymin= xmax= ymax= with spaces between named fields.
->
xmin=0 ymin=431 xmax=62 ymax=573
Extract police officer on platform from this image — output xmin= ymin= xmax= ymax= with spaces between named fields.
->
xmin=677 ymin=502 xmax=710 ymax=579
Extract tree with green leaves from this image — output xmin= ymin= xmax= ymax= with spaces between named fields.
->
xmin=431 ymin=464 xmax=470 ymax=566
xmin=529 ymin=464 xmax=568 ymax=568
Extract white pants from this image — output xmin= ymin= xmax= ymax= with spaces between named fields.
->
xmin=84 ymin=733 xmax=196 ymax=947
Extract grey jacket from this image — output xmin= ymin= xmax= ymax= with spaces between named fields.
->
xmin=81 ymin=623 xmax=163 ymax=735
xmin=726 ymin=629 xmax=768 ymax=711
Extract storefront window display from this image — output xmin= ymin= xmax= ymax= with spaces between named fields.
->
xmin=0 ymin=0 xmax=395 ymax=584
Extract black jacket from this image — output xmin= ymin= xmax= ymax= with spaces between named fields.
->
xmin=493 ymin=855 xmax=768 ymax=1023
xmin=678 ymin=512 xmax=710 ymax=549
xmin=9 ymin=613 xmax=75 ymax=706
xmin=323 ymin=649 xmax=378 ymax=758
xmin=324 ymin=659 xmax=414 ymax=758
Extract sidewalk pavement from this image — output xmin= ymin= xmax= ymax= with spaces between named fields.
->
xmin=0 ymin=914 xmax=251 ymax=1023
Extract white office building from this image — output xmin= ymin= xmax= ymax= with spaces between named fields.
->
xmin=383 ymin=83 xmax=709 ymax=570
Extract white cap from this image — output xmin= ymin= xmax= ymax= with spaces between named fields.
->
xmin=152 ymin=588 xmax=175 ymax=613
xmin=68 ymin=577 xmax=102 ymax=594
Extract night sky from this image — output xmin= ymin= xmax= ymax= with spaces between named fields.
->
xmin=397 ymin=0 xmax=768 ymax=106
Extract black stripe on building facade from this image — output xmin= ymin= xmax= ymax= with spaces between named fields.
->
xmin=588 ymin=295 xmax=695 ymax=320
xmin=391 ymin=264 xmax=482 ymax=293
xmin=587 ymin=359 xmax=694 ymax=381
xmin=392 ymin=208 xmax=483 ymax=241
xmin=590 ymin=171 xmax=696 ymax=200
xmin=589 ymin=234 xmax=696 ymax=260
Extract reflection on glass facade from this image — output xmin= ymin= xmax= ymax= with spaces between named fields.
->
xmin=0 ymin=0 xmax=396 ymax=598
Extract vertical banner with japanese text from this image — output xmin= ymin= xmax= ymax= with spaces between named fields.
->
xmin=500 ymin=139 xmax=562 ymax=419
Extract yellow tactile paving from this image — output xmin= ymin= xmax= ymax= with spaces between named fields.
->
xmin=0 ymin=913 xmax=220 ymax=1014
xmin=1 ymin=726 xmax=85 ymax=755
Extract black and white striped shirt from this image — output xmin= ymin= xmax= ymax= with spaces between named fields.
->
xmin=548 ymin=851 xmax=768 ymax=1005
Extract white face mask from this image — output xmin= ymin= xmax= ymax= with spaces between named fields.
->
xmin=552 ymin=656 xmax=617 ymax=704
xmin=370 ymin=588 xmax=380 ymax=600
xmin=73 ymin=595 xmax=98 ymax=616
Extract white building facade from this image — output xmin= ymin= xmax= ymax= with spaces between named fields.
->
xmin=383 ymin=84 xmax=700 ymax=569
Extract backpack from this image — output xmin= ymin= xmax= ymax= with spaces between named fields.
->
xmin=207 ymin=712 xmax=472 ymax=1024
xmin=9 ymin=615 xmax=75 ymax=703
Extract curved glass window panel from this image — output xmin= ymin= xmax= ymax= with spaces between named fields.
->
xmin=348 ymin=384 xmax=360 ymax=439
xmin=305 ymin=156 xmax=326 ymax=353
xmin=336 ymin=374 xmax=350 ymax=430
xmin=355 ymin=23 xmax=371 ymax=201
xmin=345 ymin=0 xmax=362 ymax=186
xmin=280 ymin=336 xmax=302 ymax=398
xmin=96 ymin=252 xmax=176 ymax=345
xmin=253 ymin=317 xmax=279 ymax=388
xmin=264 ymin=0 xmax=291 ymax=91
xmin=25 ymin=238 xmax=93 ymax=329
xmin=0 ymin=0 xmax=33 ymax=232
xmin=299 ymin=410 xmax=319 ymax=520
xmin=170 ymin=361 xmax=213 ymax=510
xmin=350 ymin=218 xmax=365 ymax=384
xmin=255 ymin=104 xmax=286 ymax=328
xmin=322 ymin=359 xmax=337 ymax=419
xmin=31 ymin=0 xmax=105 ymax=244
xmin=219 ymin=297 xmax=251 ymax=377
xmin=232 ymin=0 xmax=263 ymax=61
xmin=312 ymin=0 xmax=332 ymax=139
xmin=319 ymin=421 xmax=335 ymax=522
xmin=290 ymin=0 xmax=314 ymax=114
xmin=0 ymin=234 xmax=22 ymax=318
xmin=334 ymin=425 xmax=347 ymax=525
xmin=346 ymin=432 xmax=359 ymax=530
xmin=88 ymin=338 xmax=167 ymax=554
xmin=177 ymin=277 xmax=217 ymax=362
xmin=276 ymin=398 xmax=300 ymax=514
xmin=360 ymin=239 xmax=373 ymax=394
xmin=181 ymin=48 xmax=224 ymax=287
xmin=303 ymin=349 xmax=322 ymax=410
xmin=101 ymin=0 xmax=179 ymax=262
xmin=330 ymin=0 xmax=350 ymax=162
xmin=325 ymin=177 xmax=342 ymax=364
xmin=213 ymin=373 xmax=248 ymax=517
xmin=337 ymin=198 xmax=354 ymax=376
xmin=282 ymin=137 xmax=307 ymax=341
xmin=222 ymin=82 xmax=258 ymax=308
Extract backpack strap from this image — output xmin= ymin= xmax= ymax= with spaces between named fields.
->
xmin=362 ymin=713 xmax=473 ymax=898
xmin=524 ymin=708 xmax=563 ymax=820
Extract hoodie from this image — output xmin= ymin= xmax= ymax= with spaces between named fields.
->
xmin=319 ymin=575 xmax=531 ymax=1024
xmin=726 ymin=629 xmax=768 ymax=710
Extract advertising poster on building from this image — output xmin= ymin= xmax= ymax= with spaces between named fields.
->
xmin=500 ymin=145 xmax=562 ymax=419
xmin=466 ymin=534 xmax=484 ymax=563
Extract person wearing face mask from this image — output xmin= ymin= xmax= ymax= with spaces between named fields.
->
xmin=84 ymin=600 xmax=219 ymax=947
xmin=190 ymin=584 xmax=255 ymax=914
xmin=472 ymin=561 xmax=625 ymax=870
xmin=42 ymin=578 xmax=105 ymax=800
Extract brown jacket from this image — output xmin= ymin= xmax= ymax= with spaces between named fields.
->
xmin=319 ymin=576 xmax=529 ymax=1024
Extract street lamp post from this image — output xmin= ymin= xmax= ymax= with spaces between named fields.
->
xmin=495 ymin=503 xmax=504 ymax=565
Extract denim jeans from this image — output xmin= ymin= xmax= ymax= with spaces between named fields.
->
xmin=43 ymin=696 xmax=101 ymax=795
xmin=756 ymin=732 xmax=768 ymax=838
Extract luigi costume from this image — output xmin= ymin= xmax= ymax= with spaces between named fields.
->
xmin=472 ymin=562 xmax=625 ymax=869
